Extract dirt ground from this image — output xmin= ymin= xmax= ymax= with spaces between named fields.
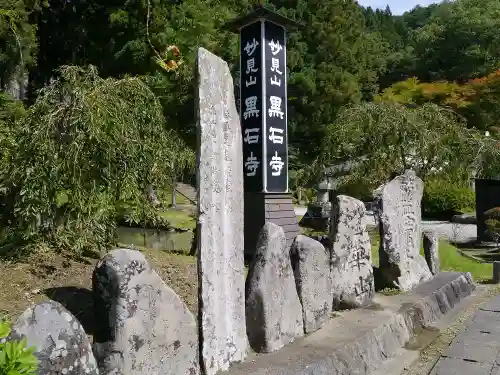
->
xmin=0 ymin=247 xmax=197 ymax=339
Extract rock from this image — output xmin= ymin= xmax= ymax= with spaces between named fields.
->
xmin=11 ymin=300 xmax=98 ymax=375
xmin=329 ymin=195 xmax=375 ymax=309
xmin=92 ymin=249 xmax=198 ymax=375
xmin=291 ymin=235 xmax=332 ymax=334
xmin=246 ymin=222 xmax=304 ymax=352
xmin=195 ymin=47 xmax=247 ymax=375
xmin=374 ymin=170 xmax=432 ymax=291
xmin=423 ymin=230 xmax=440 ymax=275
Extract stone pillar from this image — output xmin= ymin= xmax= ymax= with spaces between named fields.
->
xmin=493 ymin=261 xmax=500 ymax=284
xmin=423 ymin=230 xmax=440 ymax=275
xmin=329 ymin=195 xmax=374 ymax=309
xmin=195 ymin=47 xmax=247 ymax=375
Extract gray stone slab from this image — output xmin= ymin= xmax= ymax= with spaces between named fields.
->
xmin=429 ymin=357 xmax=492 ymax=375
xmin=93 ymin=249 xmax=199 ymax=375
xmin=452 ymin=330 xmax=500 ymax=349
xmin=11 ymin=301 xmax=98 ymax=375
xmin=246 ymin=222 xmax=304 ymax=353
xmin=195 ymin=47 xmax=247 ymax=375
xmin=291 ymin=235 xmax=332 ymax=334
xmin=481 ymin=297 xmax=500 ymax=312
xmin=374 ymin=170 xmax=432 ymax=291
xmin=465 ymin=321 xmax=500 ymax=336
xmin=330 ymin=195 xmax=374 ymax=309
xmin=472 ymin=310 xmax=500 ymax=323
xmin=443 ymin=341 xmax=499 ymax=364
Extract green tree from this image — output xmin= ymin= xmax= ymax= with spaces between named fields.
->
xmin=0 ymin=0 xmax=41 ymax=98
xmin=305 ymin=102 xmax=492 ymax=190
xmin=412 ymin=0 xmax=500 ymax=83
xmin=3 ymin=65 xmax=194 ymax=255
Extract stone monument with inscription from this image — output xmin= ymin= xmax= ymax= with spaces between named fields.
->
xmin=329 ymin=195 xmax=374 ymax=309
xmin=225 ymin=5 xmax=303 ymax=259
xmin=374 ymin=170 xmax=432 ymax=291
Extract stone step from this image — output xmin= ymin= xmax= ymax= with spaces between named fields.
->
xmin=222 ymin=272 xmax=476 ymax=375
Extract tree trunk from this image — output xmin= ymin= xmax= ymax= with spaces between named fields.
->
xmin=171 ymin=183 xmax=177 ymax=208
xmin=146 ymin=184 xmax=161 ymax=207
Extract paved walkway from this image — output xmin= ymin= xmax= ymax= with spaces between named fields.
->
xmin=430 ymin=296 xmax=500 ymax=375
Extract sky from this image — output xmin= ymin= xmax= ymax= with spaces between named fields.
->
xmin=356 ymin=0 xmax=443 ymax=15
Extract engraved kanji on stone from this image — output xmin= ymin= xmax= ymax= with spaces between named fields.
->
xmin=349 ymin=251 xmax=368 ymax=272
xmin=243 ymin=96 xmax=260 ymax=119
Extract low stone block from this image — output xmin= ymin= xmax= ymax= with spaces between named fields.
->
xmin=11 ymin=300 xmax=98 ymax=375
xmin=92 ymin=249 xmax=198 ymax=375
xmin=246 ymin=222 xmax=304 ymax=353
xmin=290 ymin=235 xmax=332 ymax=333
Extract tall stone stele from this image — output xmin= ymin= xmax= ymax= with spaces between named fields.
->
xmin=195 ymin=48 xmax=248 ymax=375
xmin=224 ymin=4 xmax=304 ymax=260
xmin=374 ymin=170 xmax=433 ymax=291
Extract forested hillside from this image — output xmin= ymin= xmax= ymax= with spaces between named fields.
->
xmin=3 ymin=0 xmax=499 ymax=163
xmin=2 ymin=0 xmax=500 ymax=253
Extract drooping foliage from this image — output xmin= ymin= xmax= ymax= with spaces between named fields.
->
xmin=1 ymin=65 xmax=194 ymax=255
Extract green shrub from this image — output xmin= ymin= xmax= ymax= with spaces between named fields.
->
xmin=0 ymin=318 xmax=38 ymax=375
xmin=422 ymin=178 xmax=475 ymax=218
xmin=335 ymin=179 xmax=375 ymax=202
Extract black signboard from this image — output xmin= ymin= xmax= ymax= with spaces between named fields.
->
xmin=264 ymin=21 xmax=287 ymax=193
xmin=240 ymin=20 xmax=288 ymax=194
xmin=240 ymin=21 xmax=263 ymax=193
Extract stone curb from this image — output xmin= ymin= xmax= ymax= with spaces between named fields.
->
xmin=455 ymin=248 xmax=489 ymax=264
xmin=222 ymin=272 xmax=475 ymax=375
xmin=451 ymin=214 xmax=477 ymax=225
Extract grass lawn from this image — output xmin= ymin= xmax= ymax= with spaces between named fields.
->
xmin=369 ymin=230 xmax=492 ymax=283
xmin=157 ymin=209 xmax=196 ymax=230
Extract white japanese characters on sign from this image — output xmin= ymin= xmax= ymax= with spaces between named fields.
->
xmin=244 ymin=128 xmax=260 ymax=144
xmin=268 ymin=39 xmax=283 ymax=55
xmin=270 ymin=57 xmax=282 ymax=87
xmin=246 ymin=58 xmax=258 ymax=74
xmin=244 ymin=38 xmax=259 ymax=56
xmin=268 ymin=127 xmax=283 ymax=144
xmin=269 ymin=151 xmax=284 ymax=176
xmin=246 ymin=57 xmax=258 ymax=87
xmin=245 ymin=152 xmax=260 ymax=177
xmin=243 ymin=96 xmax=260 ymax=119
xmin=268 ymin=96 xmax=284 ymax=119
